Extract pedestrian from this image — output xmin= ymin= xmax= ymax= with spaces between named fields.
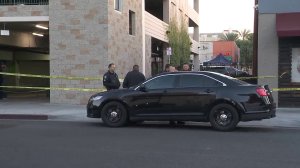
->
xmin=164 ymin=64 xmax=171 ymax=72
xmin=103 ymin=63 xmax=120 ymax=91
xmin=182 ymin=63 xmax=190 ymax=71
xmin=169 ymin=66 xmax=177 ymax=72
xmin=123 ymin=65 xmax=146 ymax=88
xmin=0 ymin=62 xmax=4 ymax=100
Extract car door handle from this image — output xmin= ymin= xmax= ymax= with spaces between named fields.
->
xmin=205 ymin=89 xmax=213 ymax=93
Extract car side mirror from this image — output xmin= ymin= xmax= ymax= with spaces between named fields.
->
xmin=139 ymin=84 xmax=147 ymax=92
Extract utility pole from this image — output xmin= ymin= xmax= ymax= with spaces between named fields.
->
xmin=253 ymin=0 xmax=258 ymax=77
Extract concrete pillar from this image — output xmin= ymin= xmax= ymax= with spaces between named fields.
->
xmin=193 ymin=26 xmax=199 ymax=41
xmin=194 ymin=0 xmax=199 ymax=13
xmin=163 ymin=43 xmax=169 ymax=69
xmin=258 ymin=14 xmax=278 ymax=105
xmin=193 ymin=54 xmax=200 ymax=71
xmin=163 ymin=0 xmax=169 ymax=23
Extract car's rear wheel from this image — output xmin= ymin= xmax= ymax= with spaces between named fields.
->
xmin=209 ymin=104 xmax=239 ymax=131
xmin=101 ymin=101 xmax=128 ymax=127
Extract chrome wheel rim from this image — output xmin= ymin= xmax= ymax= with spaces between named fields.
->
xmin=105 ymin=106 xmax=122 ymax=123
xmin=214 ymin=109 xmax=233 ymax=126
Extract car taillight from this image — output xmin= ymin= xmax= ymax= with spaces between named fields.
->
xmin=256 ymin=88 xmax=268 ymax=96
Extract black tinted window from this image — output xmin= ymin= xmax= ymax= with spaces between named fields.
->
xmin=145 ymin=75 xmax=176 ymax=90
xmin=179 ymin=75 xmax=223 ymax=88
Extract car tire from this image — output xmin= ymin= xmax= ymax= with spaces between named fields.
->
xmin=209 ymin=103 xmax=239 ymax=131
xmin=101 ymin=101 xmax=128 ymax=127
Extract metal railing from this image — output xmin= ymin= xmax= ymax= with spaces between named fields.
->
xmin=0 ymin=0 xmax=48 ymax=5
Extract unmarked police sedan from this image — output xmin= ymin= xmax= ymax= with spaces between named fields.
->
xmin=87 ymin=72 xmax=276 ymax=131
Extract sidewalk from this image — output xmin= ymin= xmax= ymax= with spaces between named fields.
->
xmin=0 ymin=97 xmax=95 ymax=122
xmin=0 ymin=97 xmax=300 ymax=128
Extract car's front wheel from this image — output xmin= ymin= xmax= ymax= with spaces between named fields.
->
xmin=101 ymin=101 xmax=128 ymax=127
xmin=209 ymin=104 xmax=239 ymax=131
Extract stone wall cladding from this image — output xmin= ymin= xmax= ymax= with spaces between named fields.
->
xmin=0 ymin=5 xmax=49 ymax=17
xmin=145 ymin=35 xmax=152 ymax=77
xmin=107 ymin=0 xmax=143 ymax=78
xmin=49 ymin=0 xmax=109 ymax=104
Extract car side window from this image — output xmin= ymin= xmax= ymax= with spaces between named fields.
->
xmin=144 ymin=75 xmax=176 ymax=90
xmin=179 ymin=75 xmax=223 ymax=88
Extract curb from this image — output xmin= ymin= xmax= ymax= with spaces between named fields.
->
xmin=0 ymin=114 xmax=48 ymax=120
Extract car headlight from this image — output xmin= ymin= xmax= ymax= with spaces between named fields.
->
xmin=91 ymin=96 xmax=103 ymax=101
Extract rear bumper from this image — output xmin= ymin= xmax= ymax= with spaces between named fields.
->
xmin=240 ymin=104 xmax=276 ymax=121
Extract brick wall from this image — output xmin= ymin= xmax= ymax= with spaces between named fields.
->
xmin=49 ymin=0 xmax=109 ymax=104
xmin=0 ymin=5 xmax=48 ymax=17
xmin=107 ymin=0 xmax=143 ymax=79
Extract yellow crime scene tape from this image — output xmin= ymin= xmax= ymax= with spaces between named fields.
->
xmin=0 ymin=85 xmax=106 ymax=92
xmin=0 ymin=71 xmax=298 ymax=92
xmin=0 ymin=72 xmax=124 ymax=82
xmin=0 ymin=72 xmax=102 ymax=81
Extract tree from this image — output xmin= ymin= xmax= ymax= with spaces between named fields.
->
xmin=220 ymin=33 xmax=239 ymax=41
xmin=236 ymin=38 xmax=253 ymax=68
xmin=238 ymin=29 xmax=252 ymax=41
xmin=166 ymin=18 xmax=191 ymax=66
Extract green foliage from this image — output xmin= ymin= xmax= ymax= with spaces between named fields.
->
xmin=238 ymin=29 xmax=252 ymax=41
xmin=166 ymin=18 xmax=191 ymax=66
xmin=220 ymin=33 xmax=239 ymax=41
xmin=236 ymin=37 xmax=253 ymax=67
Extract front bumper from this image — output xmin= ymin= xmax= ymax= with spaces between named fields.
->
xmin=240 ymin=103 xmax=276 ymax=121
xmin=87 ymin=101 xmax=101 ymax=118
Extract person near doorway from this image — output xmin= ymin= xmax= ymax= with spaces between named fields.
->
xmin=123 ymin=65 xmax=146 ymax=88
xmin=103 ymin=63 xmax=120 ymax=91
xmin=182 ymin=63 xmax=190 ymax=71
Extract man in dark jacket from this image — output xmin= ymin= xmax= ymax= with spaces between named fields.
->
xmin=123 ymin=65 xmax=146 ymax=88
xmin=103 ymin=63 xmax=120 ymax=91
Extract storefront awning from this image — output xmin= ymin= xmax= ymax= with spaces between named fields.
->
xmin=276 ymin=13 xmax=300 ymax=37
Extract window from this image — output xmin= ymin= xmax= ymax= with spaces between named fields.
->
xmin=114 ymin=0 xmax=122 ymax=11
xmin=129 ymin=10 xmax=136 ymax=35
xmin=179 ymin=75 xmax=223 ymax=88
xmin=145 ymin=75 xmax=176 ymax=90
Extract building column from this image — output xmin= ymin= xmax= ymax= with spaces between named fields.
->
xmin=194 ymin=0 xmax=199 ymax=13
xmin=163 ymin=43 xmax=169 ymax=69
xmin=163 ymin=0 xmax=169 ymax=23
xmin=193 ymin=54 xmax=200 ymax=71
xmin=194 ymin=26 xmax=199 ymax=41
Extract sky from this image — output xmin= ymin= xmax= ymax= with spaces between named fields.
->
xmin=190 ymin=0 xmax=255 ymax=33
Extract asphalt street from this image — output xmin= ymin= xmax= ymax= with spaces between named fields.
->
xmin=0 ymin=120 xmax=300 ymax=168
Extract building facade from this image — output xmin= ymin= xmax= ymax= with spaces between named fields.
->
xmin=258 ymin=0 xmax=300 ymax=107
xmin=0 ymin=0 xmax=200 ymax=104
xmin=212 ymin=41 xmax=240 ymax=64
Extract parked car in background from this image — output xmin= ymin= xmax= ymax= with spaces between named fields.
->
xmin=87 ymin=71 xmax=276 ymax=131
xmin=203 ymin=66 xmax=249 ymax=77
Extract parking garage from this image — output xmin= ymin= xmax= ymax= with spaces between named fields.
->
xmin=0 ymin=21 xmax=49 ymax=100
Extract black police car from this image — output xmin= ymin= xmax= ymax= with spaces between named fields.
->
xmin=87 ymin=72 xmax=276 ymax=131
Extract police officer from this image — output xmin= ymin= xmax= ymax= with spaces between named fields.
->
xmin=103 ymin=63 xmax=120 ymax=91
xmin=123 ymin=65 xmax=146 ymax=88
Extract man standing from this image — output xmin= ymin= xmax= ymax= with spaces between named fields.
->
xmin=103 ymin=63 xmax=120 ymax=91
xmin=123 ymin=65 xmax=146 ymax=88
xmin=182 ymin=63 xmax=190 ymax=71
